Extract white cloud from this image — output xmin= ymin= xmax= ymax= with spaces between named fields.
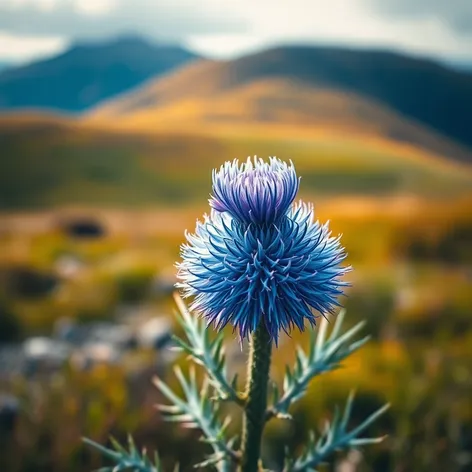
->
xmin=0 ymin=0 xmax=247 ymax=38
xmin=75 ymin=0 xmax=115 ymax=16
xmin=2 ymin=0 xmax=58 ymax=9
xmin=0 ymin=0 xmax=471 ymax=62
xmin=0 ymin=31 xmax=67 ymax=62
xmin=365 ymin=0 xmax=472 ymax=33
xmin=186 ymin=0 xmax=472 ymax=60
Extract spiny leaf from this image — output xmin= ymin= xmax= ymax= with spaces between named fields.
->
xmin=152 ymin=366 xmax=238 ymax=470
xmin=82 ymin=437 xmax=163 ymax=472
xmin=172 ymin=293 xmax=243 ymax=406
xmin=284 ymin=394 xmax=389 ymax=472
xmin=270 ymin=312 xmax=370 ymax=419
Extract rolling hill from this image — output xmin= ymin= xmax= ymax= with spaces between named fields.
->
xmin=0 ymin=36 xmax=199 ymax=112
xmin=91 ymin=46 xmax=472 ymax=156
xmin=1 ymin=114 xmax=472 ymax=210
xmin=1 ymin=44 xmax=472 ymax=210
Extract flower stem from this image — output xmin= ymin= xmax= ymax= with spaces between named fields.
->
xmin=240 ymin=322 xmax=272 ymax=472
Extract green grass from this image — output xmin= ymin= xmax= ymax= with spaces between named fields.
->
xmin=1 ymin=121 xmax=472 ymax=210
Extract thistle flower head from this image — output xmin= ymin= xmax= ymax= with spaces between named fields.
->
xmin=210 ymin=157 xmax=299 ymax=225
xmin=177 ymin=157 xmax=350 ymax=344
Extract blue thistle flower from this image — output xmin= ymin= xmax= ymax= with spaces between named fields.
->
xmin=177 ymin=157 xmax=350 ymax=344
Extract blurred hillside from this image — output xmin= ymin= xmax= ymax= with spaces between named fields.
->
xmin=91 ymin=45 xmax=472 ymax=154
xmin=446 ymin=59 xmax=472 ymax=73
xmin=1 ymin=43 xmax=472 ymax=209
xmin=0 ymin=36 xmax=199 ymax=112
xmin=0 ymin=40 xmax=471 ymax=158
xmin=1 ymin=114 xmax=472 ymax=210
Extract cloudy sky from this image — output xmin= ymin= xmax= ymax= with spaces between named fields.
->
xmin=0 ymin=0 xmax=471 ymax=63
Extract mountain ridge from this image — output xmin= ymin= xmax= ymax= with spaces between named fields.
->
xmin=91 ymin=45 xmax=472 ymax=152
xmin=0 ymin=36 xmax=199 ymax=112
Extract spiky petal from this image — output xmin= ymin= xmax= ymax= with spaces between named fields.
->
xmin=210 ymin=157 xmax=299 ymax=225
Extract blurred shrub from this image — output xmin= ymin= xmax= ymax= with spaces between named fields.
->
xmin=302 ymin=170 xmax=401 ymax=195
xmin=345 ymin=285 xmax=396 ymax=340
xmin=0 ymin=266 xmax=59 ymax=299
xmin=115 ymin=268 xmax=155 ymax=303
xmin=399 ymin=303 xmax=472 ymax=340
xmin=435 ymin=222 xmax=472 ymax=264
xmin=58 ymin=217 xmax=106 ymax=240
xmin=0 ymin=300 xmax=23 ymax=342
xmin=399 ymin=220 xmax=472 ymax=264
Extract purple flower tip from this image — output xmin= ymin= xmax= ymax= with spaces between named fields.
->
xmin=209 ymin=156 xmax=299 ymax=225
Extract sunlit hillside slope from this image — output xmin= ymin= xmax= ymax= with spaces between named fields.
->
xmin=90 ymin=46 xmax=472 ymax=159
xmin=1 ymin=115 xmax=471 ymax=210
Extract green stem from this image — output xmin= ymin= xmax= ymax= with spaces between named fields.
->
xmin=240 ymin=322 xmax=272 ymax=472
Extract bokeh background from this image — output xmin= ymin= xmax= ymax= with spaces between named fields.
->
xmin=0 ymin=1 xmax=471 ymax=471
